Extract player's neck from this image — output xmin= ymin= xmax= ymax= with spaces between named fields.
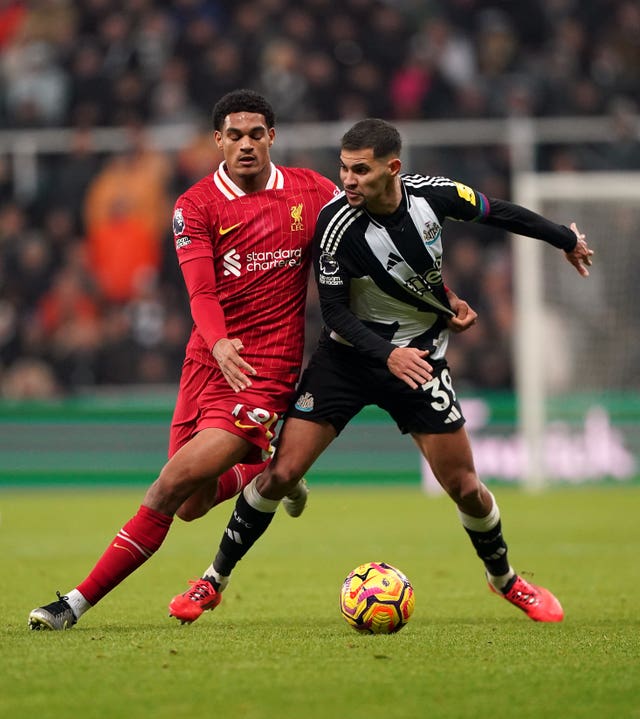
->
xmin=225 ymin=164 xmax=272 ymax=194
xmin=365 ymin=179 xmax=402 ymax=215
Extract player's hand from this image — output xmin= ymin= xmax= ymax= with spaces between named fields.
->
xmin=212 ymin=337 xmax=257 ymax=392
xmin=565 ymin=222 xmax=594 ymax=277
xmin=445 ymin=287 xmax=478 ymax=333
xmin=387 ymin=347 xmax=433 ymax=390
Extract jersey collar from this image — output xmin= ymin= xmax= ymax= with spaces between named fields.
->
xmin=213 ymin=161 xmax=284 ymax=199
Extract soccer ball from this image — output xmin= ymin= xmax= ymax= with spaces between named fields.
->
xmin=339 ymin=562 xmax=415 ymax=634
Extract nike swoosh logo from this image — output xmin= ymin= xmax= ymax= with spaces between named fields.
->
xmin=219 ymin=223 xmax=242 ymax=236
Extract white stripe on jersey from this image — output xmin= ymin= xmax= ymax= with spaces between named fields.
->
xmin=319 ymin=204 xmax=364 ymax=255
xmin=401 ymin=174 xmax=457 ymax=189
xmin=213 ymin=161 xmax=283 ymax=199
xmin=363 ymin=223 xmax=453 ymax=316
xmin=347 ymin=275 xmax=450 ymax=357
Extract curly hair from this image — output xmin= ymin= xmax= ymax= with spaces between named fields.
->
xmin=212 ymin=89 xmax=276 ymax=131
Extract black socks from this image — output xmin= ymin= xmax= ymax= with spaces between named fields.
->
xmin=463 ymin=519 xmax=510 ymax=578
xmin=213 ymin=492 xmax=277 ymax=577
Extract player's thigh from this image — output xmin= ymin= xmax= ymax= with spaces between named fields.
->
xmin=412 ymin=426 xmax=477 ymax=489
xmin=161 ymin=427 xmax=251 ymax=489
xmin=269 ymin=417 xmax=337 ymax=482
xmin=146 ymin=428 xmax=252 ymax=513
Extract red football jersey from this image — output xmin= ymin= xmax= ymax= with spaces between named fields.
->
xmin=173 ymin=161 xmax=338 ymax=386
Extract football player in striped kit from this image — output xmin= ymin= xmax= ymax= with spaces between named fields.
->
xmin=193 ymin=118 xmax=594 ymax=624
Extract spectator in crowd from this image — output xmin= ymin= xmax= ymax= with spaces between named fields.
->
xmin=42 ymin=129 xmax=102 ymax=229
xmin=83 ymin=122 xmax=171 ymax=246
xmin=3 ymin=40 xmax=69 ymax=127
xmin=36 ymin=263 xmax=101 ymax=388
xmin=85 ymin=195 xmax=161 ymax=303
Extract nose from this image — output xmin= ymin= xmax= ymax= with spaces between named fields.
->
xmin=342 ymin=170 xmax=356 ymax=187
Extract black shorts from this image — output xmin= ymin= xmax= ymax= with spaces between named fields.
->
xmin=288 ymin=334 xmax=466 ymax=436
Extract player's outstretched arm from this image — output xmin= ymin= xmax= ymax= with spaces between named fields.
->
xmin=564 ymin=222 xmax=594 ymax=277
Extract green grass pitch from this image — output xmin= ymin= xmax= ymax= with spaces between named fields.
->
xmin=1 ymin=484 xmax=639 ymax=719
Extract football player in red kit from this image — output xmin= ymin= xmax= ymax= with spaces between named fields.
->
xmin=27 ymin=89 xmax=338 ymax=630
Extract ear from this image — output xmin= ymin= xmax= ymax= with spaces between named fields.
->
xmin=214 ymin=130 xmax=223 ymax=150
xmin=388 ymin=157 xmax=402 ymax=176
xmin=268 ymin=127 xmax=276 ymax=147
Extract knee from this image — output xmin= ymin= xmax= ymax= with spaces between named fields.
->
xmin=258 ymin=462 xmax=302 ymax=497
xmin=148 ymin=465 xmax=209 ymax=518
xmin=175 ymin=479 xmax=219 ymax=522
xmin=442 ymin=470 xmax=483 ymax=507
xmin=167 ymin=482 xmax=200 ymax=521
xmin=175 ymin=505 xmax=199 ymax=522
xmin=143 ymin=476 xmax=182 ymax=515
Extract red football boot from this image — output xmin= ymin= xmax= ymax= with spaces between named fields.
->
xmin=490 ymin=575 xmax=564 ymax=622
xmin=169 ymin=579 xmax=221 ymax=624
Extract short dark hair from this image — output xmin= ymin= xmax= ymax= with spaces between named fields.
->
xmin=212 ymin=89 xmax=276 ymax=131
xmin=341 ymin=118 xmax=402 ymax=158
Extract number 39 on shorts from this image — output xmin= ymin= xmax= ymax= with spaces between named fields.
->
xmin=420 ymin=368 xmax=456 ymax=412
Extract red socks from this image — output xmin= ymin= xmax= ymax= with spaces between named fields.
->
xmin=75 ymin=463 xmax=268 ymax=607
xmin=76 ymin=505 xmax=172 ymax=606
xmin=213 ymin=460 xmax=269 ymax=506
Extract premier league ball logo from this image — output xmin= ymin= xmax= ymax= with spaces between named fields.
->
xmin=319 ymin=252 xmax=339 ymax=275
xmin=173 ymin=208 xmax=185 ymax=235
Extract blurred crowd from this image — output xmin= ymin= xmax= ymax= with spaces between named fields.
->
xmin=0 ymin=0 xmax=638 ymax=398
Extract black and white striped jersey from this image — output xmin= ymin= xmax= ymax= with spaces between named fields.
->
xmin=313 ymin=173 xmax=577 ymax=365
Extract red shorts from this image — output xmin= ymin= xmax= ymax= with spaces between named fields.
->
xmin=168 ymin=357 xmax=295 ymax=462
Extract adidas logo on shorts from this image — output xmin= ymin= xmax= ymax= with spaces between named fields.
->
xmin=444 ymin=406 xmax=462 ymax=423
